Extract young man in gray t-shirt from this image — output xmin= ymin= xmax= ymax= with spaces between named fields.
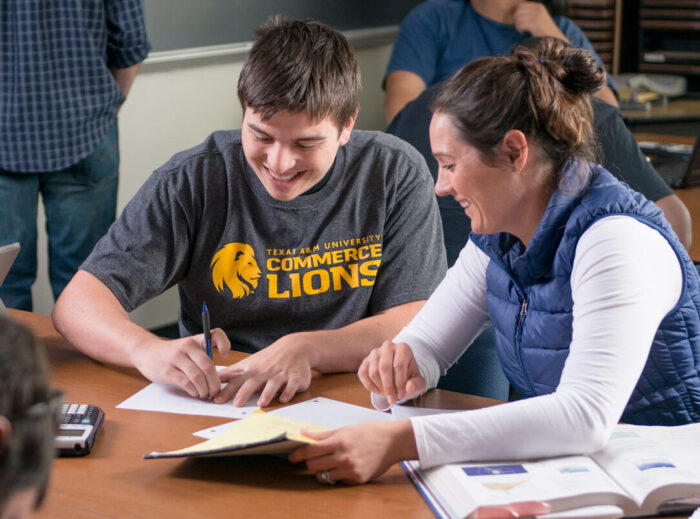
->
xmin=53 ymin=17 xmax=446 ymax=409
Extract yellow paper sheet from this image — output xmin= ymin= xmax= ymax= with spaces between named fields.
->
xmin=145 ymin=409 xmax=330 ymax=459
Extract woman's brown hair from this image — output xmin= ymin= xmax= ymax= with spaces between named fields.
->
xmin=432 ymin=37 xmax=606 ymax=187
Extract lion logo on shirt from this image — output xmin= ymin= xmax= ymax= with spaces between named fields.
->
xmin=211 ymin=242 xmax=261 ymax=299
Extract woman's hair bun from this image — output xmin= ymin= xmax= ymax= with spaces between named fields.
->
xmin=514 ymin=37 xmax=606 ymax=97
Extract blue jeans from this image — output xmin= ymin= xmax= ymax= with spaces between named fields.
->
xmin=0 ymin=120 xmax=119 ymax=311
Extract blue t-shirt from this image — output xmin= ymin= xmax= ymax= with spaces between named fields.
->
xmin=386 ymin=0 xmax=616 ymax=92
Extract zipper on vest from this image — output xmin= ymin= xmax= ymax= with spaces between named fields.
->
xmin=468 ymin=238 xmax=536 ymax=395
xmin=516 ymin=299 xmax=528 ymax=342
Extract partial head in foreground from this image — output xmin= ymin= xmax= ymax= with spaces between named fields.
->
xmin=0 ymin=317 xmax=57 ymax=519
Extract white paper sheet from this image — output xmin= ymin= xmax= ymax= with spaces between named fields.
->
xmin=116 ymin=366 xmax=259 ymax=419
xmin=193 ymin=396 xmax=391 ymax=439
xmin=390 ymin=404 xmax=461 ymax=420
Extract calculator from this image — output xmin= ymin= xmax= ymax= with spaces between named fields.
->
xmin=55 ymin=404 xmax=105 ymax=457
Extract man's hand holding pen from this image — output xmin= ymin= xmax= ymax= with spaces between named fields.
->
xmin=129 ymin=329 xmax=231 ymax=400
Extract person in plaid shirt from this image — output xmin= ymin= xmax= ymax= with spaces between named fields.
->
xmin=0 ymin=0 xmax=150 ymax=311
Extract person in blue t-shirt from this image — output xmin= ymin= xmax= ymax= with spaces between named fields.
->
xmin=384 ymin=0 xmax=619 ymax=123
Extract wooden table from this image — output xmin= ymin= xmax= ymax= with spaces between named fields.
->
xmin=10 ymin=309 xmax=693 ymax=519
xmin=622 ymin=98 xmax=700 ymax=126
xmin=8 ymin=309 xmax=498 ymax=519
xmin=635 ymin=133 xmax=700 ymax=262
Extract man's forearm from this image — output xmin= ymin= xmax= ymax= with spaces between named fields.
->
xmin=52 ymin=270 xmax=156 ymax=367
xmin=384 ymin=71 xmax=427 ymax=124
xmin=304 ymin=300 xmax=425 ymax=374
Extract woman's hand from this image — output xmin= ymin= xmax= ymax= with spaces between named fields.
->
xmin=130 ymin=328 xmax=230 ymax=399
xmin=358 ymin=341 xmax=426 ymax=405
xmin=289 ymin=420 xmax=418 ymax=484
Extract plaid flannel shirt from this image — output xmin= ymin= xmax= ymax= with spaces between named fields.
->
xmin=0 ymin=0 xmax=150 ymax=172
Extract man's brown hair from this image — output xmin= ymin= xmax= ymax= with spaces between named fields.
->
xmin=237 ymin=16 xmax=361 ymax=130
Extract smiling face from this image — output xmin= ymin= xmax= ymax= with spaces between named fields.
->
xmin=430 ymin=112 xmax=515 ymax=236
xmin=241 ymin=108 xmax=355 ymax=202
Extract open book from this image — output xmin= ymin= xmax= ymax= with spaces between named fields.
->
xmin=403 ymin=422 xmax=700 ymax=519
xmin=144 ymin=409 xmax=329 ymax=459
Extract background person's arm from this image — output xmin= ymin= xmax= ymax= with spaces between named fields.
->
xmin=382 ymin=1 xmax=443 ymax=124
xmin=52 ymin=270 xmax=230 ymax=399
xmin=656 ymin=194 xmax=692 ymax=250
xmin=514 ymin=3 xmax=618 ymax=107
xmin=591 ymin=98 xmax=692 ymax=247
xmin=111 ymin=63 xmax=141 ymax=99
xmin=104 ymin=0 xmax=150 ymax=102
xmin=513 ymin=1 xmax=568 ymax=41
xmin=593 ymin=85 xmax=619 ymax=107
xmin=384 ymin=71 xmax=427 ymax=125
xmin=216 ymin=300 xmax=426 ymax=407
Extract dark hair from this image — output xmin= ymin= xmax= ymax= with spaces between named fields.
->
xmin=0 ymin=317 xmax=55 ymax=514
xmin=432 ymin=36 xmax=605 ymax=188
xmin=237 ymin=16 xmax=361 ymax=130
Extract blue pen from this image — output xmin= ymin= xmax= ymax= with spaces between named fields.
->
xmin=202 ymin=302 xmax=212 ymax=360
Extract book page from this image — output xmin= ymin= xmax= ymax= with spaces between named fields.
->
xmin=417 ymin=456 xmax=636 ymax=518
xmin=537 ymin=505 xmax=623 ymax=519
xmin=590 ymin=423 xmax=700 ymax=515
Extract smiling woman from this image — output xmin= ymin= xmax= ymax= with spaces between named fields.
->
xmin=289 ymin=36 xmax=700 ymax=485
xmin=430 ymin=113 xmax=531 ymax=239
xmin=428 ymin=35 xmax=603 ymax=245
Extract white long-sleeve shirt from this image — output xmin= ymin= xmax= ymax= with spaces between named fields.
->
xmin=377 ymin=216 xmax=683 ymax=468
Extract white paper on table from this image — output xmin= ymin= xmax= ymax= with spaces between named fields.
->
xmin=690 ymin=508 xmax=700 ymax=519
xmin=116 ymin=366 xmax=259 ymax=419
xmin=193 ymin=396 xmax=391 ymax=439
xmin=390 ymin=404 xmax=462 ymax=420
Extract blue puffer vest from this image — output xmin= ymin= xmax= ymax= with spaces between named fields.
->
xmin=470 ymin=163 xmax=700 ymax=425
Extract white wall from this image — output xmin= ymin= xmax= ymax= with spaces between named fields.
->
xmin=30 ymin=41 xmax=394 ymax=330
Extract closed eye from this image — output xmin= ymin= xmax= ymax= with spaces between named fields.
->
xmin=254 ymin=135 xmax=272 ymax=144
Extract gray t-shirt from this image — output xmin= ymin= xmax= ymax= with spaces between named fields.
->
xmin=82 ymin=129 xmax=447 ymax=353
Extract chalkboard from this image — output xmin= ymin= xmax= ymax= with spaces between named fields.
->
xmin=145 ymin=0 xmax=422 ymax=53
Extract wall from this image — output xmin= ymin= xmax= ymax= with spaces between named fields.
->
xmin=30 ymin=38 xmax=394 ymax=330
